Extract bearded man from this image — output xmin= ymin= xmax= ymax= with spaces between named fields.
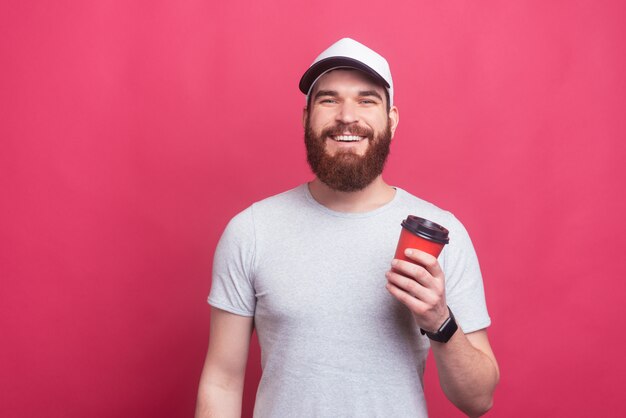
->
xmin=195 ymin=38 xmax=499 ymax=418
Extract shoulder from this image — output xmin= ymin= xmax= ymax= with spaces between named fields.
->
xmin=244 ymin=184 xmax=310 ymax=224
xmin=251 ymin=184 xmax=308 ymax=211
xmin=225 ymin=184 xmax=307 ymax=230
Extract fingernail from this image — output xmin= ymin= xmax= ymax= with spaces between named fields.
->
xmin=391 ymin=259 xmax=398 ymax=266
xmin=405 ymin=249 xmax=413 ymax=256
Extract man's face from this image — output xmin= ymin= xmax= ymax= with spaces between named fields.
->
xmin=303 ymin=69 xmax=399 ymax=192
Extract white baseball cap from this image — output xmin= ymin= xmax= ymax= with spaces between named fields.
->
xmin=299 ymin=38 xmax=394 ymax=106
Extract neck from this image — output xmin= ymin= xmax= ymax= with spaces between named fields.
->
xmin=308 ymin=176 xmax=396 ymax=213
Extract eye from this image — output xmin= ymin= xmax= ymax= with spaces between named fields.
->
xmin=319 ymin=98 xmax=338 ymax=104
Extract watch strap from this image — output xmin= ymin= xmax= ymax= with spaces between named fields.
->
xmin=420 ymin=306 xmax=458 ymax=343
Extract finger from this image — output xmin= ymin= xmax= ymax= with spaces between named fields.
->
xmin=403 ymin=248 xmax=444 ymax=278
xmin=390 ymin=259 xmax=432 ymax=288
xmin=385 ymin=270 xmax=437 ymax=304
xmin=385 ymin=282 xmax=430 ymax=313
xmin=387 ymin=282 xmax=449 ymax=331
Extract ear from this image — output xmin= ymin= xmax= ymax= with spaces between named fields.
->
xmin=388 ymin=106 xmax=399 ymax=139
xmin=302 ymin=107 xmax=308 ymax=128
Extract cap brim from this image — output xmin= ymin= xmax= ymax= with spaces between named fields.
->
xmin=298 ymin=56 xmax=390 ymax=95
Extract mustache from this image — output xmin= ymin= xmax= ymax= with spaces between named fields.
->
xmin=320 ymin=123 xmax=373 ymax=139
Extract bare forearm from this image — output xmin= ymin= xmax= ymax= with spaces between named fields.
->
xmin=195 ymin=381 xmax=243 ymax=418
xmin=431 ymin=330 xmax=499 ymax=417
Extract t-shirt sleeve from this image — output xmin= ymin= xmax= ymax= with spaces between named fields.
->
xmin=207 ymin=207 xmax=257 ymax=317
xmin=440 ymin=214 xmax=491 ymax=333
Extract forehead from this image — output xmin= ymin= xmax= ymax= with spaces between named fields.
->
xmin=311 ymin=69 xmax=386 ymax=97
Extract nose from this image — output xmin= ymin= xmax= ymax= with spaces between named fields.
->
xmin=336 ymin=100 xmax=359 ymax=124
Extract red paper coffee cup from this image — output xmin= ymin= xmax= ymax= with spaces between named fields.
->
xmin=394 ymin=215 xmax=450 ymax=261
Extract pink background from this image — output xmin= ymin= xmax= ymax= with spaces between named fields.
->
xmin=2 ymin=1 xmax=625 ymax=417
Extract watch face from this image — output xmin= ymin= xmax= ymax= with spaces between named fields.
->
xmin=423 ymin=308 xmax=458 ymax=343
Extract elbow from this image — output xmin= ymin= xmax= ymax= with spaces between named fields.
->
xmin=460 ymin=394 xmax=494 ymax=418
xmin=465 ymin=361 xmax=499 ymax=416
xmin=473 ymin=400 xmax=494 ymax=418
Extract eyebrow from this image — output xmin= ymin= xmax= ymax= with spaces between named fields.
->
xmin=358 ymin=90 xmax=384 ymax=101
xmin=314 ymin=90 xmax=339 ymax=100
xmin=313 ymin=89 xmax=384 ymax=101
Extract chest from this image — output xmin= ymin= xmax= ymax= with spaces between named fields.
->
xmin=252 ymin=222 xmax=406 ymax=331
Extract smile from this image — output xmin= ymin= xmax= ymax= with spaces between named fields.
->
xmin=331 ymin=135 xmax=366 ymax=142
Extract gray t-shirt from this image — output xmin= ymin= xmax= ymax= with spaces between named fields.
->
xmin=208 ymin=184 xmax=490 ymax=418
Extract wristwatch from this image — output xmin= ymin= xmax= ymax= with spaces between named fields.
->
xmin=420 ymin=306 xmax=458 ymax=343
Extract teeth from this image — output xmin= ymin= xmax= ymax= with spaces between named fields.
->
xmin=333 ymin=135 xmax=363 ymax=142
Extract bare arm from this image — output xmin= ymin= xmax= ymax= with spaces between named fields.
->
xmin=195 ymin=307 xmax=254 ymax=418
xmin=386 ymin=249 xmax=499 ymax=417
xmin=430 ymin=329 xmax=499 ymax=417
